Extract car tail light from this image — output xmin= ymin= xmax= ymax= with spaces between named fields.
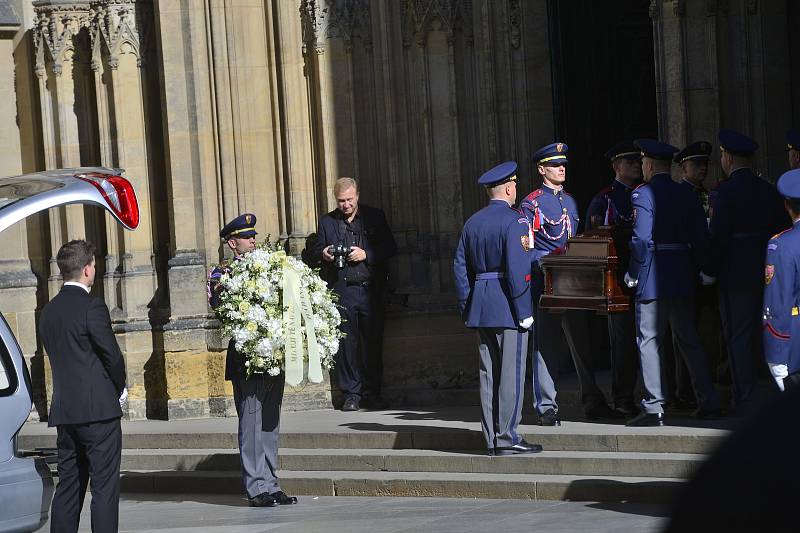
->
xmin=76 ymin=173 xmax=140 ymax=229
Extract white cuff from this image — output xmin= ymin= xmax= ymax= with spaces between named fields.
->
xmin=624 ymin=272 xmax=638 ymax=288
xmin=700 ymin=272 xmax=716 ymax=286
xmin=768 ymin=363 xmax=789 ymax=391
xmin=519 ymin=316 xmax=534 ymax=330
xmin=119 ymin=387 xmax=129 ymax=407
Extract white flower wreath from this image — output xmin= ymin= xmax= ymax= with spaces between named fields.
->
xmin=213 ymin=241 xmax=342 ymax=382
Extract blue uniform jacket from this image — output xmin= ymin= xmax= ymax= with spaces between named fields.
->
xmin=519 ymin=185 xmax=579 ymax=269
xmin=678 ymin=179 xmax=710 ymax=218
xmin=453 ymin=199 xmax=533 ymax=328
xmin=763 ymin=223 xmax=800 ymax=373
xmin=585 ymin=179 xmax=636 ymax=230
xmin=627 ymin=172 xmax=709 ymax=301
xmin=707 ymin=168 xmax=788 ymax=288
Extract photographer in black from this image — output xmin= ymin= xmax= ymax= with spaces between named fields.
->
xmin=312 ymin=177 xmax=397 ymax=411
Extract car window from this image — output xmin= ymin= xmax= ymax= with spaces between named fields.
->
xmin=0 ymin=312 xmax=19 ymax=396
xmin=0 ymin=334 xmax=13 ymax=394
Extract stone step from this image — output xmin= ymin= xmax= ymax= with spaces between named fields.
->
xmin=18 ymin=427 xmax=726 ymax=455
xmin=119 ymin=448 xmax=704 ymax=479
xmin=119 ymin=469 xmax=683 ymax=504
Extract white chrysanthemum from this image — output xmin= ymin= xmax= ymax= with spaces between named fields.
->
xmin=212 ymin=241 xmax=344 ymax=379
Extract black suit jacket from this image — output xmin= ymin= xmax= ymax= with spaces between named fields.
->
xmin=40 ymin=285 xmax=126 ymax=426
xmin=311 ymin=204 xmax=397 ymax=291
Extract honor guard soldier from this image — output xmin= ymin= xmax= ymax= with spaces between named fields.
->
xmin=705 ymin=130 xmax=789 ymax=411
xmin=671 ymin=141 xmax=718 ymax=406
xmin=675 ymin=141 xmax=713 ymax=218
xmin=521 ymin=143 xmax=620 ymax=424
xmin=585 ymin=141 xmax=641 ymax=230
xmin=624 ymin=139 xmax=722 ymax=426
xmin=208 ymin=214 xmax=298 ymax=508
xmin=453 ymin=161 xmax=542 ymax=456
xmin=763 ymin=169 xmax=800 ymax=391
xmin=787 ymin=129 xmax=800 ymax=170
xmin=584 ymin=141 xmax=643 ymax=416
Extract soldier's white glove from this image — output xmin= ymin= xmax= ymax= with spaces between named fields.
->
xmin=700 ymin=272 xmax=716 ymax=286
xmin=624 ymin=272 xmax=638 ymax=288
xmin=119 ymin=387 xmax=129 ymax=407
xmin=519 ymin=316 xmax=534 ymax=330
xmin=768 ymin=363 xmax=789 ymax=392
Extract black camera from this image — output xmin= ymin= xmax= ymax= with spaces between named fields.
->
xmin=330 ymin=242 xmax=351 ymax=269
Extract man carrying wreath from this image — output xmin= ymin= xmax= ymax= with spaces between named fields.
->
xmin=208 ymin=213 xmax=298 ymax=508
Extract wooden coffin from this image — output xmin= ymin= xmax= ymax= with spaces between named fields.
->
xmin=538 ymin=226 xmax=631 ymax=314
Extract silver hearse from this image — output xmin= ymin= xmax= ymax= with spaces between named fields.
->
xmin=0 ymin=168 xmax=139 ymax=532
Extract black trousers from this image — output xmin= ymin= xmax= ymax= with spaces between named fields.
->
xmin=336 ymin=284 xmax=385 ymax=399
xmin=51 ymin=417 xmax=122 ymax=533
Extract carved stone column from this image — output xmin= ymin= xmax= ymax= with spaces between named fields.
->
xmin=31 ymin=0 xmax=95 ymax=420
xmin=0 ymin=7 xmax=40 ymax=419
xmin=33 ymin=2 xmax=93 ymax=299
xmin=89 ymin=0 xmax=160 ymax=419
xmin=650 ymin=0 xmax=792 ymax=181
xmin=650 ymin=0 xmax=689 ymax=145
xmin=272 ymin=0 xmax=317 ymax=255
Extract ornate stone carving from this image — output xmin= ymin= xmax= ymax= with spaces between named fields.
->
xmin=402 ymin=0 xmax=473 ymax=47
xmin=509 ymin=0 xmax=521 ymax=49
xmin=90 ymin=0 xmax=152 ymax=69
xmin=32 ymin=1 xmax=92 ymax=77
xmin=300 ymin=0 xmax=372 ymax=55
xmin=648 ymin=0 xmax=660 ymax=20
xmin=671 ymin=0 xmax=686 ymax=17
xmin=746 ymin=0 xmax=758 ymax=15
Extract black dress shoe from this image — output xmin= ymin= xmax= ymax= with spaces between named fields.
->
xmin=693 ymin=407 xmax=723 ymax=420
xmin=342 ymin=397 xmax=360 ymax=411
xmin=614 ymin=402 xmax=639 ymax=417
xmin=585 ymin=403 xmax=625 ymax=421
xmin=360 ymin=396 xmax=389 ymax=409
xmin=625 ymin=412 xmax=665 ymax=427
xmin=269 ymin=491 xmax=298 ymax=505
xmin=538 ymin=408 xmax=561 ymax=426
xmin=666 ymin=397 xmax=697 ymax=411
xmin=249 ymin=493 xmax=277 ymax=507
xmin=494 ymin=439 xmax=543 ymax=456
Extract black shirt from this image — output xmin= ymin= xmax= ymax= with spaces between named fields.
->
xmin=339 ymin=214 xmax=371 ymax=284
xmin=312 ymin=204 xmax=397 ymax=291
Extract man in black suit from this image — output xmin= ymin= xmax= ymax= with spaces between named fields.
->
xmin=312 ymin=177 xmax=397 ymax=411
xmin=40 ymin=239 xmax=127 ymax=533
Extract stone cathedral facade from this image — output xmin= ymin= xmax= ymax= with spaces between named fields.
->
xmin=0 ymin=0 xmax=797 ymax=420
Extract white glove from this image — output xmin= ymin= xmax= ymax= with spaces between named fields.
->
xmin=119 ymin=387 xmax=129 ymax=407
xmin=624 ymin=272 xmax=638 ymax=288
xmin=700 ymin=272 xmax=716 ymax=286
xmin=519 ymin=316 xmax=534 ymax=330
xmin=768 ymin=363 xmax=789 ymax=392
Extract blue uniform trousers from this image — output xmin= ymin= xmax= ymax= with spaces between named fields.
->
xmin=478 ymin=327 xmax=527 ymax=449
xmin=719 ymin=286 xmax=762 ymax=405
xmin=636 ymin=297 xmax=720 ymax=414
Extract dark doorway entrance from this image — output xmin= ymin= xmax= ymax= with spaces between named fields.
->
xmin=547 ymin=0 xmax=658 ymax=217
